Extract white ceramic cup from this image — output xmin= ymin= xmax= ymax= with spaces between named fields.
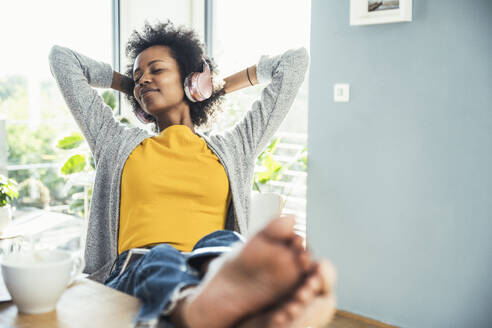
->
xmin=248 ymin=192 xmax=285 ymax=237
xmin=0 ymin=249 xmax=85 ymax=314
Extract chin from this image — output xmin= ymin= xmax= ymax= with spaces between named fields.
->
xmin=141 ymin=102 xmax=162 ymax=115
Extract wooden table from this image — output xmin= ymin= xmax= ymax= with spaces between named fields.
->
xmin=0 ymin=278 xmax=398 ymax=328
xmin=0 ymin=279 xmax=141 ymax=328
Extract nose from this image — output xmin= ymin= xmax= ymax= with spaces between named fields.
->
xmin=136 ymin=73 xmax=152 ymax=87
xmin=138 ymin=78 xmax=151 ymax=87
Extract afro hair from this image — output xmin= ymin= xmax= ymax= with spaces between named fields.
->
xmin=124 ymin=19 xmax=224 ymax=133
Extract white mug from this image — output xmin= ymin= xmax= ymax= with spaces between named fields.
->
xmin=248 ymin=192 xmax=285 ymax=237
xmin=0 ymin=249 xmax=85 ymax=314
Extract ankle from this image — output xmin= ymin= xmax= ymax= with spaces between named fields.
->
xmin=169 ymin=287 xmax=198 ymax=328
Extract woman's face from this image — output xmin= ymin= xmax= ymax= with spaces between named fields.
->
xmin=132 ymin=45 xmax=186 ymax=117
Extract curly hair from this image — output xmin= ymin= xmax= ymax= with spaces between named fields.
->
xmin=124 ymin=19 xmax=224 ymax=133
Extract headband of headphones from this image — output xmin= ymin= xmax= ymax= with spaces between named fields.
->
xmin=136 ymin=59 xmax=213 ymax=124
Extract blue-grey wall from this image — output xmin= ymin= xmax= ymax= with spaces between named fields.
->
xmin=307 ymin=1 xmax=492 ymax=327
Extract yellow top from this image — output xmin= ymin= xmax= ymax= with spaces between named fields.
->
xmin=118 ymin=124 xmax=231 ymax=255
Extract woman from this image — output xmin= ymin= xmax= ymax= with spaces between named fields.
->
xmin=49 ymin=20 xmax=336 ymax=328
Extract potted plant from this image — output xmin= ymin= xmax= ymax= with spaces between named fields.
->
xmin=0 ymin=175 xmax=19 ymax=233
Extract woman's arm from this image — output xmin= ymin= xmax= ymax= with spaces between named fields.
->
xmin=221 ymin=65 xmax=259 ymax=94
xmin=111 ymin=64 xmax=259 ymax=97
xmin=219 ymin=48 xmax=309 ymax=159
xmin=111 ymin=71 xmax=134 ymax=96
xmin=48 ymin=45 xmax=127 ymax=161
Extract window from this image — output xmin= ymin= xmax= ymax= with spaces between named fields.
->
xmin=0 ymin=0 xmax=112 ymax=250
xmin=0 ymin=1 xmax=310 ymax=251
xmin=118 ymin=0 xmax=205 ymax=129
xmin=210 ymin=0 xmax=311 ymax=237
xmin=116 ymin=0 xmax=311 ymax=237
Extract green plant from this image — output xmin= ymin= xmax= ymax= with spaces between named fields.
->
xmin=56 ymin=90 xmax=129 ymax=176
xmin=0 ymin=175 xmax=19 ymax=207
xmin=253 ymin=138 xmax=307 ymax=193
xmin=2 ymin=75 xmax=116 ymax=213
xmin=55 ymin=90 xmax=131 ymax=217
xmin=2 ymin=74 xmax=78 ymax=210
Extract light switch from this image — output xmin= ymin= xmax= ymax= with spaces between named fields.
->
xmin=334 ymin=83 xmax=350 ymax=102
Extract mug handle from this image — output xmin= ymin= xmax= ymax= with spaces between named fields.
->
xmin=67 ymin=253 xmax=86 ymax=287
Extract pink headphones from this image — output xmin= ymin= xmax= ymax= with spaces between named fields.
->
xmin=135 ymin=59 xmax=213 ymax=124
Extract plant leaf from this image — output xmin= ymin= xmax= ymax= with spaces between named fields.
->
xmin=258 ymin=137 xmax=280 ymax=162
xmin=61 ymin=154 xmax=86 ymax=175
xmin=257 ymin=155 xmax=283 ymax=184
xmin=89 ymin=155 xmax=96 ymax=169
xmin=56 ymin=132 xmax=84 ymax=150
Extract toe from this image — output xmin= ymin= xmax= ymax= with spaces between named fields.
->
xmin=285 ymin=302 xmax=302 ymax=320
xmin=271 ymin=310 xmax=288 ymax=328
xmin=261 ymin=215 xmax=296 ymax=243
xmin=307 ymin=273 xmax=322 ymax=294
xmin=291 ymin=234 xmax=305 ymax=251
xmin=295 ymin=283 xmax=315 ymax=305
xmin=318 ymin=260 xmax=337 ymax=295
xmin=298 ymin=251 xmax=313 ymax=272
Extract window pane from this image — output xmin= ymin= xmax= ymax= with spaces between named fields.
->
xmin=0 ymin=0 xmax=111 ymax=250
xmin=118 ymin=0 xmax=205 ymax=129
xmin=212 ymin=0 xmax=311 ymax=236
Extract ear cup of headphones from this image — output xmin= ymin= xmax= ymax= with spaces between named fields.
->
xmin=184 ymin=60 xmax=213 ymax=102
xmin=196 ymin=61 xmax=213 ymax=99
xmin=135 ymin=108 xmax=154 ymax=124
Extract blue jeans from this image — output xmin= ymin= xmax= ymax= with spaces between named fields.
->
xmin=104 ymin=230 xmax=245 ymax=327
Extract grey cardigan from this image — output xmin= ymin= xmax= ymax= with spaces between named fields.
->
xmin=48 ymin=45 xmax=309 ymax=283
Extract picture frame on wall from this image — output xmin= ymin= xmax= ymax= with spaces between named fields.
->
xmin=350 ymin=0 xmax=412 ymax=26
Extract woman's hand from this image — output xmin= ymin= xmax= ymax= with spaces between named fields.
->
xmin=111 ymin=71 xmax=135 ymax=96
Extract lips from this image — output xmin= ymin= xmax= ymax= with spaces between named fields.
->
xmin=141 ymin=90 xmax=157 ymax=98
xmin=140 ymin=87 xmax=159 ymax=99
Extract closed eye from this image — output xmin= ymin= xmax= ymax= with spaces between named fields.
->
xmin=133 ymin=69 xmax=164 ymax=83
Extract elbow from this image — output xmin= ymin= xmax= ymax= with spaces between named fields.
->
xmin=48 ymin=45 xmax=67 ymax=76
xmin=296 ymin=47 xmax=309 ymax=61
xmin=48 ymin=45 xmax=62 ymax=63
xmin=283 ymin=47 xmax=309 ymax=79
xmin=294 ymin=47 xmax=309 ymax=75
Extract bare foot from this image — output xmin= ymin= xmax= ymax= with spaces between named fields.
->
xmin=199 ymin=231 xmax=310 ymax=275
xmin=270 ymin=260 xmax=337 ymax=328
xmin=237 ymin=260 xmax=337 ymax=328
xmin=175 ymin=215 xmax=311 ymax=328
